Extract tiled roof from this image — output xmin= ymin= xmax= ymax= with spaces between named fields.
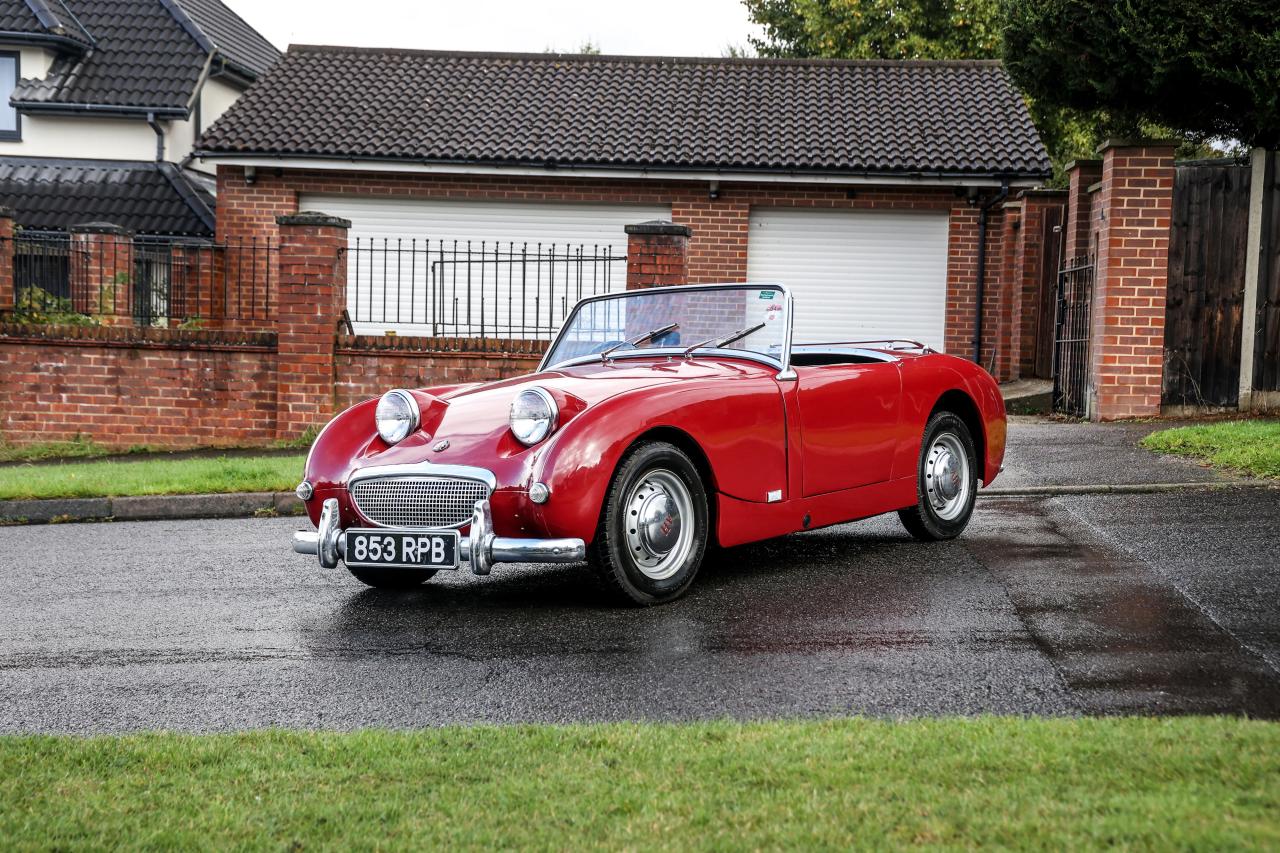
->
xmin=171 ymin=0 xmax=279 ymax=78
xmin=0 ymin=156 xmax=215 ymax=235
xmin=198 ymin=47 xmax=1051 ymax=179
xmin=0 ymin=0 xmax=93 ymax=46
xmin=2 ymin=0 xmax=279 ymax=113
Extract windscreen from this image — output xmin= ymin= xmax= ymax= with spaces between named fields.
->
xmin=544 ymin=285 xmax=788 ymax=368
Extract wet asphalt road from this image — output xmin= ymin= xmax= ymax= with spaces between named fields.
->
xmin=1 ymin=486 xmax=1277 ymax=733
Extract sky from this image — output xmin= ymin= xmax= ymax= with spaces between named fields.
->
xmin=224 ymin=0 xmax=763 ymax=57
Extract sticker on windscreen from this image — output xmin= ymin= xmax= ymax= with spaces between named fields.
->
xmin=758 ymin=290 xmax=776 ymax=300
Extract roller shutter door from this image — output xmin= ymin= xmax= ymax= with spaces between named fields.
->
xmin=745 ymin=208 xmax=950 ymax=350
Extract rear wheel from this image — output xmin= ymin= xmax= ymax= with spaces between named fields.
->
xmin=898 ymin=411 xmax=977 ymax=541
xmin=589 ymin=441 xmax=710 ymax=605
xmin=347 ymin=567 xmax=437 ymax=589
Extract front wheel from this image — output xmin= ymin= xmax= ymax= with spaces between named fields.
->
xmin=589 ymin=441 xmax=710 ymax=605
xmin=898 ymin=412 xmax=978 ymax=541
xmin=348 ymin=567 xmax=437 ymax=589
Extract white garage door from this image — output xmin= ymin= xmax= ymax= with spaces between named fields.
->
xmin=746 ymin=208 xmax=950 ymax=351
xmin=299 ymin=195 xmax=670 ymax=337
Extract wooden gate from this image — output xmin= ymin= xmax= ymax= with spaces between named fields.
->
xmin=1034 ymin=205 xmax=1064 ymax=378
xmin=1162 ymin=160 xmax=1252 ymax=408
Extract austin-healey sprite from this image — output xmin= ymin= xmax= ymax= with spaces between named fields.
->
xmin=292 ymin=282 xmax=1006 ymax=605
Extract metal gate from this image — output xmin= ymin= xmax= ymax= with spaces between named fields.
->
xmin=1052 ymin=256 xmax=1094 ymax=416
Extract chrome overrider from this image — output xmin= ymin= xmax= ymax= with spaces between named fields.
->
xmin=292 ymin=497 xmax=587 ymax=575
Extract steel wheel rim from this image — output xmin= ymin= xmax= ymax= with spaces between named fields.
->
xmin=925 ymin=432 xmax=971 ymax=521
xmin=623 ymin=468 xmax=696 ymax=581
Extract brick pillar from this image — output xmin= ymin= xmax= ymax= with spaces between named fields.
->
xmin=625 ymin=220 xmax=691 ymax=289
xmin=1064 ymin=159 xmax=1102 ymax=262
xmin=68 ymin=222 xmax=133 ymax=325
xmin=1090 ymin=140 xmax=1176 ymax=420
xmin=0 ymin=206 xmax=13 ymax=318
xmin=275 ymin=211 xmax=350 ymax=439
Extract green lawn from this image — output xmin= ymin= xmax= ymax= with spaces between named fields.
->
xmin=1 ymin=718 xmax=1276 ymax=849
xmin=1141 ymin=418 xmax=1280 ymax=478
xmin=0 ymin=454 xmax=305 ymax=500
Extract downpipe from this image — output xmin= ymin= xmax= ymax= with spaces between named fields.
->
xmin=972 ymin=182 xmax=1010 ymax=365
xmin=292 ymin=498 xmax=586 ymax=575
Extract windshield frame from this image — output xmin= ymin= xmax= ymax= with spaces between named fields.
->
xmin=538 ymin=282 xmax=796 ymax=380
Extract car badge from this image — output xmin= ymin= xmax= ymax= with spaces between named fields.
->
xmin=432 ymin=439 xmax=450 ymax=452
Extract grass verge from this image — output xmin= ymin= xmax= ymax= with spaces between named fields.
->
xmin=1141 ymin=418 xmax=1280 ymax=478
xmin=0 ymin=429 xmax=319 ymax=465
xmin=1 ymin=718 xmax=1277 ymax=849
xmin=0 ymin=454 xmax=305 ymax=500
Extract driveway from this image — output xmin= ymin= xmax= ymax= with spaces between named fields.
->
xmin=1 ymin=471 xmax=1276 ymax=732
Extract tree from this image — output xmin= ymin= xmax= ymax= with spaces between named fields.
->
xmin=744 ymin=0 xmax=1099 ymax=179
xmin=1002 ymin=0 xmax=1280 ymax=148
xmin=747 ymin=0 xmax=1002 ymax=60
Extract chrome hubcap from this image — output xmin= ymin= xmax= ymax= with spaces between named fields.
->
xmin=926 ymin=433 xmax=971 ymax=521
xmin=624 ymin=469 xmax=695 ymax=580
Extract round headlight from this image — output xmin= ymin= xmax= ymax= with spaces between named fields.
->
xmin=509 ymin=387 xmax=557 ymax=446
xmin=375 ymin=389 xmax=419 ymax=445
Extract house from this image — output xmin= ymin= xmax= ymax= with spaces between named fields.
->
xmin=0 ymin=0 xmax=279 ymax=238
xmin=195 ymin=46 xmax=1052 ymax=377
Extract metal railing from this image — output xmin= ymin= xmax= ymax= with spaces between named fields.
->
xmin=1052 ymin=255 xmax=1094 ymax=416
xmin=7 ymin=232 xmax=276 ymax=327
xmin=348 ymin=238 xmax=627 ymax=338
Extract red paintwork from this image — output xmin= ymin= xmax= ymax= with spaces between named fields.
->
xmin=301 ymin=349 xmax=1006 ymax=548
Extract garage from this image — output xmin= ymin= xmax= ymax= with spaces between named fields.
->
xmin=299 ymin=195 xmax=671 ymax=335
xmin=745 ymin=208 xmax=951 ymax=351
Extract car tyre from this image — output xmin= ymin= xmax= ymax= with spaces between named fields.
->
xmin=347 ymin=567 xmax=437 ymax=589
xmin=589 ymin=441 xmax=710 ymax=606
xmin=898 ymin=411 xmax=978 ymax=541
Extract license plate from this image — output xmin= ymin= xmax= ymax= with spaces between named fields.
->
xmin=344 ymin=528 xmax=460 ymax=570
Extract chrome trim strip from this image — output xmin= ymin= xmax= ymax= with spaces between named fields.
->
xmin=538 ymin=282 xmax=795 ymax=380
xmin=347 ymin=462 xmax=498 ymax=492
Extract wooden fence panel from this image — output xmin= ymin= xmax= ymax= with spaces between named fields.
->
xmin=1163 ymin=161 xmax=1252 ymax=408
xmin=1254 ymin=152 xmax=1280 ymax=392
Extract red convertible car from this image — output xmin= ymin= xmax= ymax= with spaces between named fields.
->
xmin=293 ymin=283 xmax=1006 ymax=604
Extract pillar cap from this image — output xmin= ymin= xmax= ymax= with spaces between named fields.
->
xmin=625 ymin=220 xmax=692 ymax=238
xmin=1063 ymin=158 xmax=1102 ymax=174
xmin=276 ymin=211 xmax=352 ymax=229
xmin=1096 ymin=138 xmax=1179 ymax=155
xmin=0 ymin=205 xmax=14 ymax=219
xmin=69 ymin=221 xmax=131 ymax=235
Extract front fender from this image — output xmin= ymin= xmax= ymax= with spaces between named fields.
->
xmin=528 ymin=377 xmax=787 ymax=543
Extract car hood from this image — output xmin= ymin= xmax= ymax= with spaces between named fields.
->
xmin=350 ymin=355 xmax=774 ymax=472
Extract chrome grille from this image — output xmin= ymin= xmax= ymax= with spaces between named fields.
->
xmin=349 ymin=476 xmax=490 ymax=529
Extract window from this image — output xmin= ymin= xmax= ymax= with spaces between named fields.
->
xmin=0 ymin=51 xmax=19 ymax=140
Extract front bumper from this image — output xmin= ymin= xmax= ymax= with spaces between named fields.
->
xmin=291 ymin=497 xmax=586 ymax=575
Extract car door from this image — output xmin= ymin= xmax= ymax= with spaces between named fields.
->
xmin=795 ymin=361 xmax=903 ymax=496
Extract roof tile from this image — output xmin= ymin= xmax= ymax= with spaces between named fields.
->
xmin=200 ymin=47 xmax=1051 ymax=177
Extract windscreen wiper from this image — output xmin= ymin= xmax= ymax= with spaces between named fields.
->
xmin=682 ymin=322 xmax=767 ymax=358
xmin=600 ymin=322 xmax=680 ymax=362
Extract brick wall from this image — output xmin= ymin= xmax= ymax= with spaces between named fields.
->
xmin=335 ymin=342 xmax=541 ymax=410
xmin=216 ymin=166 xmax=1025 ymax=379
xmin=0 ymin=325 xmax=277 ymax=447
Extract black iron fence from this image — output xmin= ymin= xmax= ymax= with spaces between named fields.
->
xmin=1052 ymin=255 xmax=1095 ymax=416
xmin=6 ymin=232 xmax=276 ymax=327
xmin=348 ymin=238 xmax=627 ymax=338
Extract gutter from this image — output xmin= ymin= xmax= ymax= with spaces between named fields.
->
xmin=972 ymin=182 xmax=1010 ymax=365
xmin=193 ymin=151 xmax=1048 ymax=188
xmin=14 ymin=101 xmax=188 ymax=119
xmin=0 ymin=30 xmax=89 ymax=52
